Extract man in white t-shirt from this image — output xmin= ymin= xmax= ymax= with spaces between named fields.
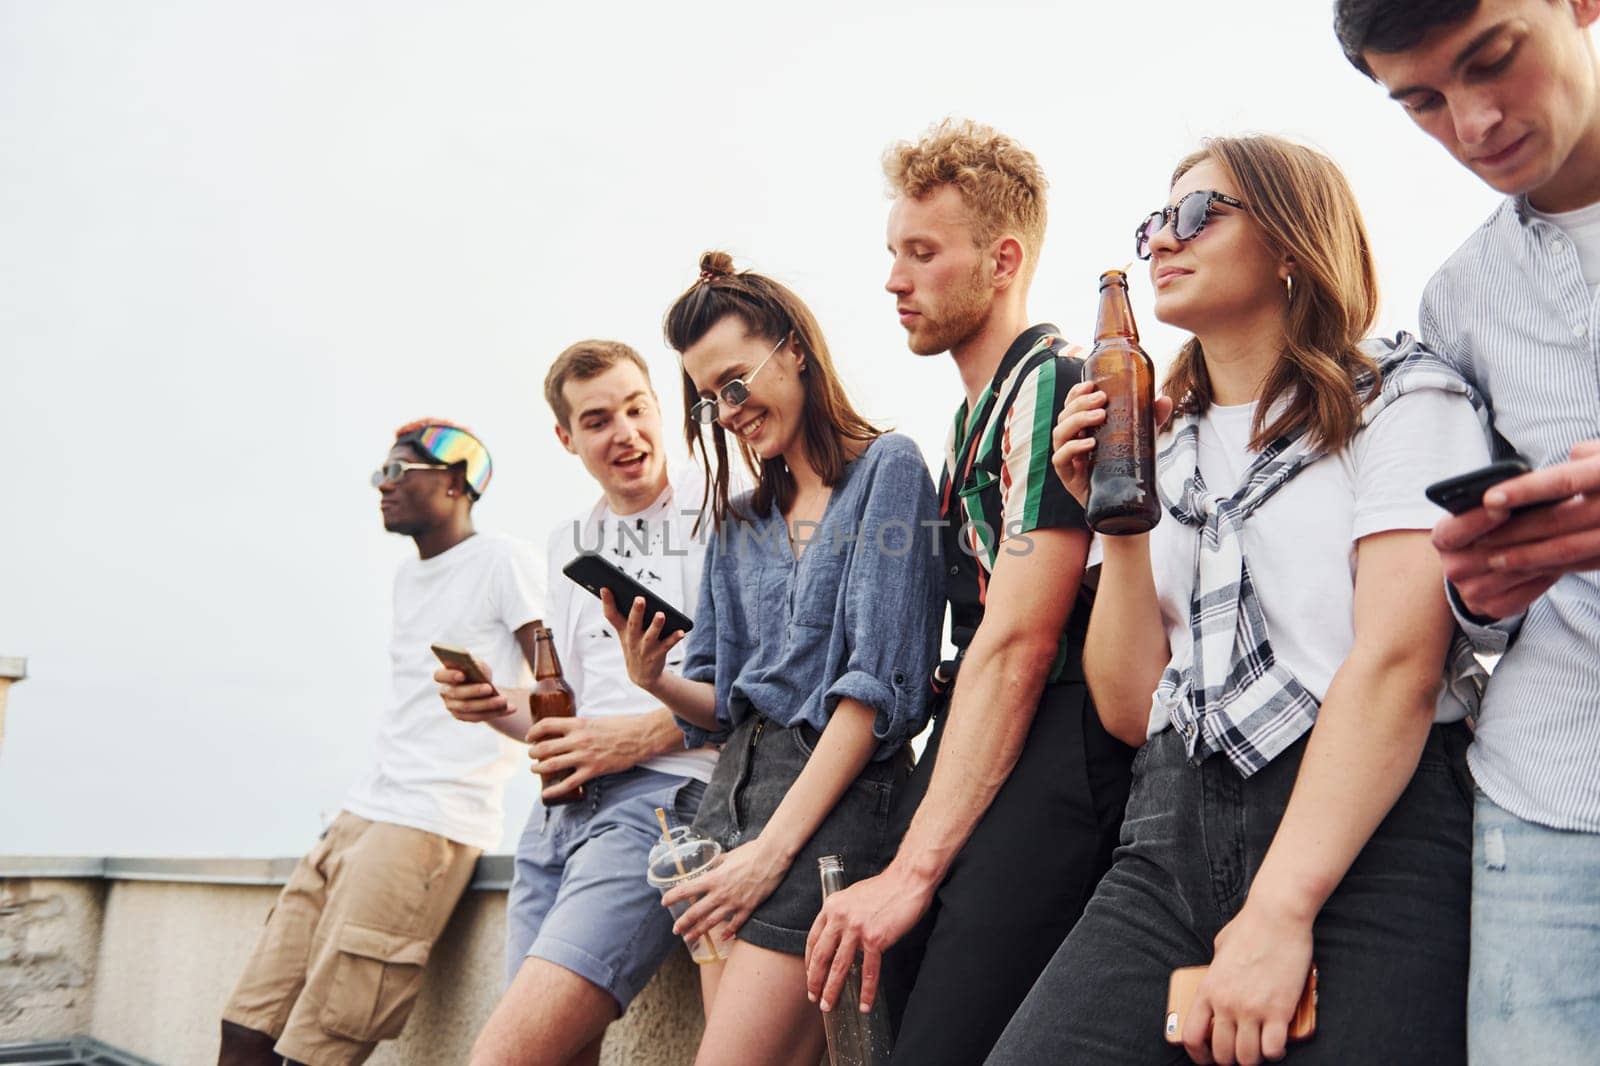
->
xmin=221 ymin=419 xmax=545 ymax=1066
xmin=438 ymin=340 xmax=715 ymax=1066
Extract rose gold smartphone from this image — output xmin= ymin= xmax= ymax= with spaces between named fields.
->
xmin=429 ymin=643 xmax=496 ymax=690
xmin=1164 ymin=964 xmax=1317 ymax=1045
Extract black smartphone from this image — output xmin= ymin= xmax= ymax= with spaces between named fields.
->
xmin=1425 ymin=458 xmax=1534 ymax=515
xmin=562 ymin=554 xmax=694 ymax=636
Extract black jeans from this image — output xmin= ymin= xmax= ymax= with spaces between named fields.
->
xmin=987 ymin=723 xmax=1474 ymax=1065
xmin=884 ymin=681 xmax=1133 ymax=1066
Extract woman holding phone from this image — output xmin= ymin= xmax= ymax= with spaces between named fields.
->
xmin=988 ymin=136 xmax=1487 ymax=1065
xmin=607 ymin=251 xmax=942 ymax=1066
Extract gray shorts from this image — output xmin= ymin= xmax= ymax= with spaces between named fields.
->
xmin=506 ymin=767 xmax=706 ymax=1010
xmin=693 ymin=714 xmax=912 ymax=955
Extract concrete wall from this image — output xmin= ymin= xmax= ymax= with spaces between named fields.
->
xmin=0 ymin=878 xmax=105 ymax=1041
xmin=0 ymin=866 xmax=706 ymax=1064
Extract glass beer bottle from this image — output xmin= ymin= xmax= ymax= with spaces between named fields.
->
xmin=818 ymin=856 xmax=892 ymax=1066
xmin=530 ymin=625 xmax=584 ymax=805
xmin=1084 ymin=269 xmax=1160 ymax=535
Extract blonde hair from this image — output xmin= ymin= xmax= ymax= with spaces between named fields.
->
xmin=883 ymin=118 xmax=1048 ymax=274
xmin=1162 ymin=135 xmax=1381 ymax=453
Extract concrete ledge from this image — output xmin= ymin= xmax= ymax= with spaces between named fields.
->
xmin=0 ymin=1036 xmax=158 ymax=1064
xmin=0 ymin=860 xmax=106 ymax=881
xmin=0 ymin=862 xmax=704 ymax=1064
xmin=0 ymin=855 xmax=514 ymax=891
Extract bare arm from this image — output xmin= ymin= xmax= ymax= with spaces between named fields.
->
xmin=891 ymin=526 xmax=1089 ymax=889
xmin=663 ymin=699 xmax=880 ymax=942
xmin=527 ymin=706 xmax=700 ymax=801
xmin=1055 ymin=378 xmax=1175 ymax=744
xmin=1183 ymin=529 xmax=1454 ymax=1064
xmin=1081 ymin=534 xmax=1170 ymax=745
xmin=804 ymin=527 xmax=1089 ymax=1012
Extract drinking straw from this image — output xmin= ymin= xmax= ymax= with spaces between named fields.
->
xmin=655 ymin=806 xmax=689 ymax=879
xmin=656 ymin=805 xmax=725 ymax=961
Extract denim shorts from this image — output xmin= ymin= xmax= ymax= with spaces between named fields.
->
xmin=506 ymin=766 xmax=706 ymax=1010
xmin=692 ymin=713 xmax=911 ymax=955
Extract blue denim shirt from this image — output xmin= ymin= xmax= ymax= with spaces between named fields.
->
xmin=680 ymin=432 xmax=944 ymax=759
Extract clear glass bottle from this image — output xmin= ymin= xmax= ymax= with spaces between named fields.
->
xmin=818 ymin=855 xmax=893 ymax=1066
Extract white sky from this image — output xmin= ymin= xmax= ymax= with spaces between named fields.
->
xmin=0 ymin=2 xmax=1509 ymax=857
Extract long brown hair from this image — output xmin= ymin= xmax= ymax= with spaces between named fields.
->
xmin=664 ymin=251 xmax=880 ymax=532
xmin=1161 ymin=135 xmax=1381 ymax=453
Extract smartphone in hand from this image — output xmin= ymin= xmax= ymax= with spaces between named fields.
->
xmin=562 ymin=554 xmax=694 ymax=637
xmin=430 ymin=643 xmax=497 ymax=692
xmin=1164 ymin=964 xmax=1318 ymax=1045
xmin=1424 ymin=458 xmax=1533 ymax=515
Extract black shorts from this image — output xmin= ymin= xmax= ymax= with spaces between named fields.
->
xmin=693 ymin=713 xmax=912 ymax=955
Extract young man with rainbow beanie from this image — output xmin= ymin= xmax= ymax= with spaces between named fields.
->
xmin=220 ymin=419 xmax=545 ymax=1066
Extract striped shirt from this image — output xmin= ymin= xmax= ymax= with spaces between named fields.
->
xmin=1421 ymin=196 xmax=1600 ymax=834
xmin=940 ymin=324 xmax=1091 ymax=683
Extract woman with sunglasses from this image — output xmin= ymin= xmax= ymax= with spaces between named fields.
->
xmin=987 ymin=136 xmax=1487 ymax=1064
xmin=605 ymin=251 xmax=943 ymax=1066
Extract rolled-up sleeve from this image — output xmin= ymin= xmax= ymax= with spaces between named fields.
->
xmin=678 ymin=529 xmax=730 ymax=748
xmin=824 ymin=440 xmax=944 ymax=758
xmin=1448 ymin=583 xmax=1523 ymax=655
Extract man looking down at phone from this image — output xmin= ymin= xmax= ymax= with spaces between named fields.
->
xmin=1338 ymin=1 xmax=1600 ymax=1057
xmin=805 ymin=120 xmax=1134 ymax=1066
xmin=220 ymin=420 xmax=544 ymax=1066
xmin=436 ymin=340 xmax=716 ymax=1066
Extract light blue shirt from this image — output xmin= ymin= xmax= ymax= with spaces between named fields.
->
xmin=1422 ymin=196 xmax=1600 ymax=834
xmin=680 ymin=433 xmax=944 ymax=760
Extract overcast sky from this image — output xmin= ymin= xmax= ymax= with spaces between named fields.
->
xmin=0 ymin=2 xmax=1510 ymax=857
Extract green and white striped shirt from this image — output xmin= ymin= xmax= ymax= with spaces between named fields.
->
xmin=939 ymin=324 xmax=1093 ymax=683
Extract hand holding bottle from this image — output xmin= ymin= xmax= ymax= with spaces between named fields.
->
xmin=1053 ymin=382 xmax=1172 ymax=509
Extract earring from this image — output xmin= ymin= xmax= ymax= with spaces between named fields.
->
xmin=447 ymin=490 xmax=456 ymax=497
xmin=1285 ymin=275 xmax=1294 ymax=301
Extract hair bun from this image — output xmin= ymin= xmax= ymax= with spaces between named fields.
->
xmin=698 ymin=250 xmax=736 ymax=280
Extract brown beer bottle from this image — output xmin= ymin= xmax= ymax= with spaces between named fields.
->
xmin=1084 ymin=269 xmax=1160 ymax=535
xmin=530 ymin=625 xmax=583 ymax=805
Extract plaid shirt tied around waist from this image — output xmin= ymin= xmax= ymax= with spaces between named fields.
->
xmin=1154 ymin=333 xmax=1492 ymax=776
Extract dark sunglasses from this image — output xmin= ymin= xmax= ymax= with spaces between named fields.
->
xmin=1134 ymin=190 xmax=1247 ymax=261
xmin=688 ymin=335 xmax=786 ymax=426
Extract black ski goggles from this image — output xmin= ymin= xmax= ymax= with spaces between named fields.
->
xmin=1134 ymin=190 xmax=1247 ymax=261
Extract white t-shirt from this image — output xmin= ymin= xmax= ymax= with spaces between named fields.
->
xmin=1146 ymin=390 xmax=1490 ymax=737
xmin=344 ymin=531 xmax=545 ymax=850
xmin=545 ymin=470 xmax=718 ymax=783
xmin=1529 ymin=198 xmax=1600 ymax=294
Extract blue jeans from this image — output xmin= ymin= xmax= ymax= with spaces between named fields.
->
xmin=1469 ymin=788 xmax=1600 ymax=1064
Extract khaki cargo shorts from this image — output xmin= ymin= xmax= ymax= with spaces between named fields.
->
xmin=222 ymin=811 xmax=480 ymax=1066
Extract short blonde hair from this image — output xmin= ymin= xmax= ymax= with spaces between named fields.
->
xmin=883 ymin=118 xmax=1048 ymax=267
